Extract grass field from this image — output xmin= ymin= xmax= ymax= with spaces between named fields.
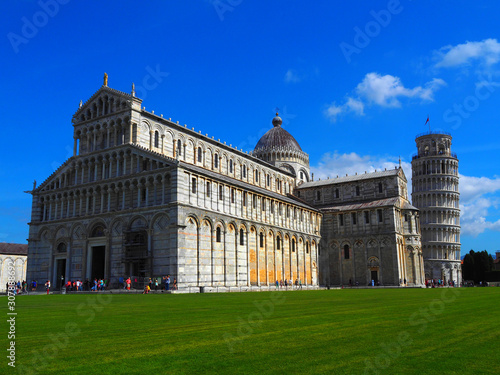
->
xmin=4 ymin=288 xmax=500 ymax=374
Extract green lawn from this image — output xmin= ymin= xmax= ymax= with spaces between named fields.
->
xmin=4 ymin=288 xmax=500 ymax=374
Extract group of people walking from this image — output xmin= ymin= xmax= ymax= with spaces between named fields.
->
xmin=275 ymin=278 xmax=303 ymax=290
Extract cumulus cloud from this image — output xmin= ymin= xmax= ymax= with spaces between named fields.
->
xmin=324 ymin=97 xmax=364 ymax=122
xmin=325 ymin=72 xmax=445 ymax=121
xmin=355 ymin=73 xmax=446 ymax=107
xmin=311 ymin=151 xmax=411 ymax=184
xmin=459 ymin=175 xmax=500 ymax=236
xmin=435 ymin=38 xmax=500 ymax=68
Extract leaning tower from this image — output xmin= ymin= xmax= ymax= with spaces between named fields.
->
xmin=411 ymin=131 xmax=461 ymax=285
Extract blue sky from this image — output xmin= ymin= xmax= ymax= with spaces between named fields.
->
xmin=1 ymin=0 xmax=499 ymax=256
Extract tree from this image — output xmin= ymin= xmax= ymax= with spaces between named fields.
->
xmin=463 ymin=250 xmax=494 ymax=283
xmin=462 ymin=251 xmax=475 ymax=281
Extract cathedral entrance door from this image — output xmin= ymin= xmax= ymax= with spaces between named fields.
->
xmin=91 ymin=246 xmax=106 ymax=280
xmin=55 ymin=258 xmax=66 ymax=290
xmin=371 ymin=270 xmax=378 ymax=284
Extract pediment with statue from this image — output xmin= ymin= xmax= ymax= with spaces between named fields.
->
xmin=72 ymin=74 xmax=142 ymax=125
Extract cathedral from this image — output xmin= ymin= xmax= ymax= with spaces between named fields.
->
xmin=26 ymin=76 xmax=426 ymax=290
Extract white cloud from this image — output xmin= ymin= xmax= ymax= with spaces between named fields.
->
xmin=459 ymin=175 xmax=500 ymax=202
xmin=324 ymin=97 xmax=364 ymax=122
xmin=324 ymin=103 xmax=343 ymax=121
xmin=459 ymin=174 xmax=500 ymax=236
xmin=311 ymin=151 xmax=411 ymax=185
xmin=284 ymin=69 xmax=301 ymax=83
xmin=435 ymin=38 xmax=500 ymax=68
xmin=325 ymin=72 xmax=445 ymax=121
xmin=355 ymin=73 xmax=446 ymax=107
xmin=345 ymin=97 xmax=365 ymax=114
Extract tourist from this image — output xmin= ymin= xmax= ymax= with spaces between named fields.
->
xmin=295 ymin=279 xmax=298 ymax=289
xmin=143 ymin=285 xmax=150 ymax=294
xmin=126 ymin=277 xmax=131 ymax=290
xmin=173 ymin=278 xmax=177 ymax=290
xmin=164 ymin=275 xmax=171 ymax=291
xmin=154 ymin=278 xmax=158 ymax=291
xmin=45 ymin=280 xmax=50 ymax=295
xmin=148 ymin=278 xmax=152 ymax=291
xmin=284 ymin=279 xmax=288 ymax=288
xmin=299 ymin=279 xmax=302 ymax=289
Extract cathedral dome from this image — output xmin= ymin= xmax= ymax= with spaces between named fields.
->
xmin=254 ymin=113 xmax=302 ymax=152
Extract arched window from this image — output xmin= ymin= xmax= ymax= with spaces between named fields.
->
xmin=206 ymin=181 xmax=211 ymax=197
xmin=231 ymin=188 xmax=235 ymax=203
xmin=239 ymin=229 xmax=244 ymax=246
xmin=229 ymin=159 xmax=233 ymax=173
xmin=259 ymin=232 xmax=264 ymax=248
xmin=214 ymin=154 xmax=219 ymax=168
xmin=266 ymin=175 xmax=270 ymax=186
xmin=356 ymin=186 xmax=360 ymax=196
xmin=177 ymin=140 xmax=182 ymax=156
xmin=317 ymin=191 xmax=321 ymax=200
xmin=255 ymin=170 xmax=259 ymax=183
xmin=292 ymin=238 xmax=296 ymax=252
xmin=216 ymin=227 xmax=221 ymax=243
xmin=378 ymin=182 xmax=383 ymax=193
xmin=344 ymin=244 xmax=350 ymax=259
xmin=242 ymin=165 xmax=246 ymax=178
xmin=335 ymin=188 xmax=339 ymax=198
xmin=306 ymin=242 xmax=309 ymax=254
xmin=91 ymin=225 xmax=105 ymax=237
xmin=277 ymin=237 xmax=281 ymax=250
xmin=154 ymin=131 xmax=159 ymax=148
xmin=219 ymin=185 xmax=223 ymax=200
xmin=197 ymin=147 xmax=202 ymax=163
xmin=57 ymin=243 xmax=67 ymax=253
